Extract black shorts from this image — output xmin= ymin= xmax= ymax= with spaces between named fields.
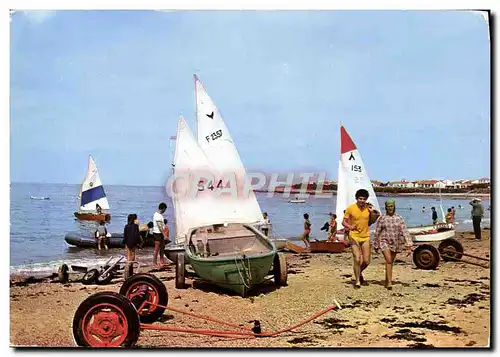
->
xmin=153 ymin=233 xmax=164 ymax=242
xmin=262 ymin=228 xmax=269 ymax=236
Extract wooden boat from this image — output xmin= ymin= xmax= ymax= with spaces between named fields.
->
xmin=74 ymin=155 xmax=112 ymax=222
xmin=73 ymin=212 xmax=111 ymax=222
xmin=409 ymin=223 xmax=455 ymax=242
xmin=310 ymin=240 xmax=346 ymax=253
xmin=184 ymin=223 xmax=277 ymax=296
xmin=171 ymin=105 xmax=286 ymax=296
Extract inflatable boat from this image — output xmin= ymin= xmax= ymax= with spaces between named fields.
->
xmin=64 ymin=231 xmax=155 ymax=248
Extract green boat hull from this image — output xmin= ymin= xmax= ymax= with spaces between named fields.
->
xmin=186 ymin=250 xmax=276 ymax=296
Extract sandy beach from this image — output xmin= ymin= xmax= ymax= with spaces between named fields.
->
xmin=10 ymin=229 xmax=490 ymax=348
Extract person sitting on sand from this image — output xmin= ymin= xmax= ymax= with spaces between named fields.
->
xmin=123 ymin=214 xmax=141 ymax=262
xmin=301 ymin=213 xmax=312 ymax=251
xmin=342 ymin=189 xmax=374 ymax=289
xmin=431 ymin=207 xmax=438 ymax=224
xmin=373 ymin=199 xmax=414 ymax=290
xmin=446 ymin=208 xmax=454 ymax=224
xmin=95 ymin=220 xmax=108 ymax=250
xmin=327 ymin=213 xmax=337 ymax=242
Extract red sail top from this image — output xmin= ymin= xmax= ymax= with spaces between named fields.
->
xmin=340 ymin=126 xmax=357 ymax=154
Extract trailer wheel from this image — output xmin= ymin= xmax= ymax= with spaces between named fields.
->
xmin=96 ymin=271 xmax=114 ymax=285
xmin=58 ymin=264 xmax=69 ymax=284
xmin=82 ymin=269 xmax=99 ymax=285
xmin=73 ymin=291 xmax=140 ymax=347
xmin=273 ymin=253 xmax=288 ymax=286
xmin=438 ymin=238 xmax=464 ymax=262
xmin=413 ymin=244 xmax=440 ymax=270
xmin=119 ymin=273 xmax=168 ymax=323
xmin=175 ymin=253 xmax=186 ymax=289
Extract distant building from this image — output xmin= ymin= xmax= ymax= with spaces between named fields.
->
xmin=415 ymin=180 xmax=446 ymax=189
xmin=387 ymin=179 xmax=414 ymax=188
xmin=371 ymin=180 xmax=382 ymax=187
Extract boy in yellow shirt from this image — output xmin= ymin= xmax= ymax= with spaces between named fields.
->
xmin=342 ymin=189 xmax=378 ymax=289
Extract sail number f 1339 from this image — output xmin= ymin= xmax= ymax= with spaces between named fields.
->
xmin=205 ymin=130 xmax=223 ymax=143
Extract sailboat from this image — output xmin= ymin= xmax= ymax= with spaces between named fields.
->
xmin=334 ymin=126 xmax=454 ymax=243
xmin=170 ymin=116 xmax=285 ymax=296
xmin=309 ymin=126 xmax=382 ymax=252
xmin=73 ymin=155 xmax=111 ymax=222
xmin=193 ymin=74 xmax=264 ymax=225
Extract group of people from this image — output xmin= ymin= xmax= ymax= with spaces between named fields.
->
xmin=94 ymin=202 xmax=171 ymax=266
xmin=305 ymin=189 xmax=415 ymax=290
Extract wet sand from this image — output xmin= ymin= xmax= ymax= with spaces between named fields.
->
xmin=10 ymin=229 xmax=490 ymax=348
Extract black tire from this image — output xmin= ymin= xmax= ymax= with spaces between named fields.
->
xmin=273 ymin=253 xmax=288 ymax=286
xmin=123 ymin=262 xmax=134 ymax=281
xmin=438 ymin=238 xmax=464 ymax=262
xmin=72 ymin=291 xmax=140 ymax=347
xmin=413 ymin=244 xmax=440 ymax=270
xmin=58 ymin=264 xmax=69 ymax=284
xmin=175 ymin=253 xmax=186 ymax=289
xmin=96 ymin=270 xmax=114 ymax=285
xmin=82 ymin=269 xmax=99 ymax=285
xmin=119 ymin=273 xmax=168 ymax=323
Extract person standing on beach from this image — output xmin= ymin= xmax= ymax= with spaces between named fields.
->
xmin=301 ymin=213 xmax=312 ymax=251
xmin=261 ymin=212 xmax=271 ymax=237
xmin=373 ymin=199 xmax=414 ymax=290
xmin=342 ymin=189 xmax=375 ymax=289
xmin=153 ymin=202 xmax=167 ymax=266
xmin=431 ymin=207 xmax=438 ymax=224
xmin=95 ymin=221 xmax=108 ymax=250
xmin=445 ymin=208 xmax=454 ymax=224
xmin=123 ymin=214 xmax=141 ymax=262
xmin=327 ymin=213 xmax=338 ymax=241
xmin=469 ymin=198 xmax=484 ymax=240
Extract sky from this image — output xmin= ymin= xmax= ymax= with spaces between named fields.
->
xmin=10 ymin=10 xmax=491 ymax=186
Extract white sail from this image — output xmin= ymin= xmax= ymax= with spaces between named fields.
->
xmin=79 ymin=155 xmax=110 ymax=211
xmin=194 ymin=74 xmax=263 ymax=224
xmin=172 ymin=116 xmax=262 ymax=245
xmin=335 ymin=126 xmax=380 ymax=227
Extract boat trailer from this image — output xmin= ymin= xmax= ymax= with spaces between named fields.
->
xmin=72 ymin=273 xmax=342 ymax=347
xmin=411 ymin=238 xmax=489 ymax=270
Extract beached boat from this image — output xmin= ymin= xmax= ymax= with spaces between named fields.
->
xmin=408 ymin=223 xmax=455 ymax=242
xmin=74 ymin=155 xmax=111 ymax=222
xmin=170 ymin=116 xmax=285 ymax=296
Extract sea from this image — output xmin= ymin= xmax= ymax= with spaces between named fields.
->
xmin=10 ymin=182 xmax=490 ymax=277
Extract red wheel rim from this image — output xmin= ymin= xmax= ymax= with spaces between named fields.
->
xmin=125 ymin=281 xmax=160 ymax=315
xmin=81 ymin=303 xmax=129 ymax=347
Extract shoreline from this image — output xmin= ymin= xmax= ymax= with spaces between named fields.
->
xmin=10 ymin=229 xmax=490 ymax=347
xmin=255 ymin=190 xmax=490 ymax=200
